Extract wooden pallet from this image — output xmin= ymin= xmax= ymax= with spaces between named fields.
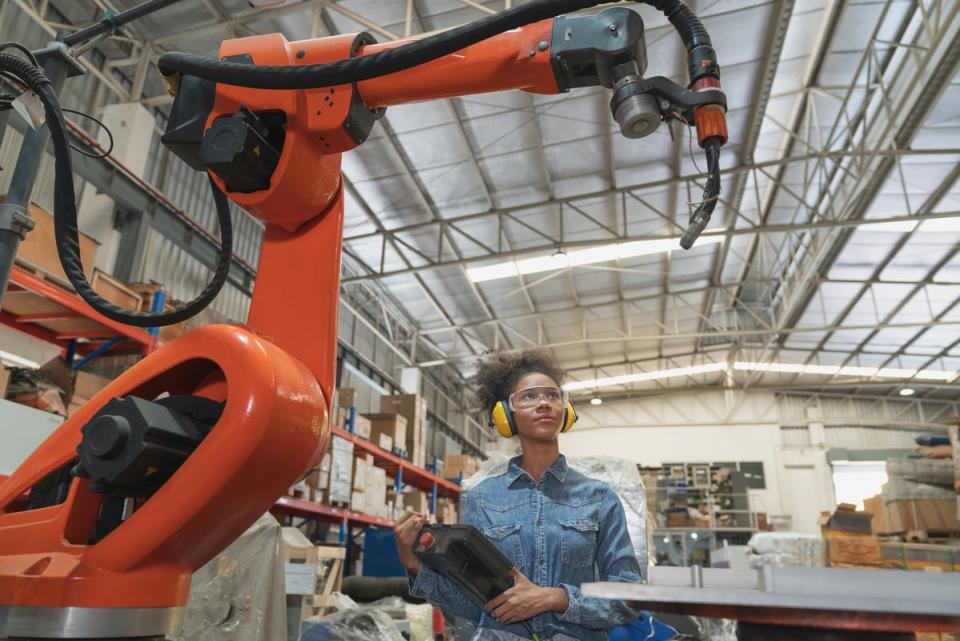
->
xmin=904 ymin=529 xmax=960 ymax=543
xmin=306 ymin=546 xmax=345 ymax=619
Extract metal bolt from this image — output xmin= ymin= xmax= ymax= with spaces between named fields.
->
xmin=296 ymin=49 xmax=305 ymax=59
xmin=528 ymin=49 xmax=536 ymax=57
xmin=537 ymin=40 xmax=549 ymax=51
xmin=609 ymin=24 xmax=618 ymax=35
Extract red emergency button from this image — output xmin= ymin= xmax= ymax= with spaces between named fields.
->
xmin=419 ymin=532 xmax=435 ymax=549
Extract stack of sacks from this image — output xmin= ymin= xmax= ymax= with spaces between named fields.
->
xmin=883 ymin=433 xmax=956 ymax=502
xmin=746 ymin=532 xmax=825 ymax=569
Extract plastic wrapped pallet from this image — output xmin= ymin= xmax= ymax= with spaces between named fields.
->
xmin=462 ymin=454 xmax=649 ymax=570
xmin=173 ymin=513 xmax=286 ymax=641
xmin=886 ymin=458 xmax=955 ymax=488
xmin=881 ymin=477 xmax=956 ymax=503
xmin=746 ymin=532 xmax=825 ymax=569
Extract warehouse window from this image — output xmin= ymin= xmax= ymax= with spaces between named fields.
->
xmin=831 ymin=461 xmax=887 ymax=510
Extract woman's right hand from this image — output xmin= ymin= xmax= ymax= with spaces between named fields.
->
xmin=393 ymin=510 xmax=428 ymax=575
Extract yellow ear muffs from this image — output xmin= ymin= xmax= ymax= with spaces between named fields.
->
xmin=560 ymin=402 xmax=578 ymax=433
xmin=491 ymin=401 xmax=517 ymax=438
xmin=492 ymin=400 xmax=577 ymax=437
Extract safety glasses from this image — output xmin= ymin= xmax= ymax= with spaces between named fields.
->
xmin=508 ymin=386 xmax=568 ymax=411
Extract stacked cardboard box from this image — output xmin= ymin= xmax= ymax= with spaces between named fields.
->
xmin=437 ymin=497 xmax=458 ymax=524
xmin=820 ymin=504 xmax=883 ymax=568
xmin=402 ymin=489 xmax=431 ymax=514
xmin=380 ymin=394 xmax=428 ymax=468
xmin=38 ymin=358 xmax=111 ymax=417
xmin=364 ymin=413 xmax=407 ymax=457
xmin=444 ymin=454 xmax=481 ymax=480
xmin=366 ymin=466 xmax=388 ymax=520
xmin=335 ymin=389 xmax=371 ymax=439
xmin=350 ymin=453 xmax=374 ymax=514
xmin=328 ymin=436 xmax=353 ymax=505
xmin=306 ymin=452 xmax=332 ymax=503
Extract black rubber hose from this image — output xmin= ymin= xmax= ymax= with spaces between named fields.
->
xmin=679 ymin=137 xmax=721 ymax=250
xmin=157 ymin=0 xmax=615 ymax=90
xmin=0 ymin=52 xmax=232 ymax=327
xmin=640 ymin=0 xmax=718 ymax=84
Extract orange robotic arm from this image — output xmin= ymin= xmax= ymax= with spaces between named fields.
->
xmin=0 ymin=4 xmax=726 ymax=640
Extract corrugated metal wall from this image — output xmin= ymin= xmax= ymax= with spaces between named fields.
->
xmin=778 ymin=393 xmax=954 ymax=450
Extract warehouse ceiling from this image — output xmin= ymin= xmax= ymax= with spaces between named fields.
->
xmin=17 ymin=0 xmax=960 ymax=403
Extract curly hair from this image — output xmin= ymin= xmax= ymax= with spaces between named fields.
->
xmin=472 ymin=349 xmax=565 ymax=411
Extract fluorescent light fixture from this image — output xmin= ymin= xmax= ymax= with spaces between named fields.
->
xmin=467 ymin=236 xmax=724 ymax=283
xmin=899 ymin=388 xmax=915 ymax=396
xmin=919 ymin=218 xmax=960 ymax=233
xmin=564 ymin=362 xmax=726 ymax=392
xmin=590 ymin=397 xmax=603 ymax=406
xmin=861 ymin=220 xmax=918 ymax=233
xmin=734 ymin=361 xmax=957 ymax=382
xmin=859 ymin=217 xmax=960 ymax=234
xmin=0 ymin=350 xmax=40 ymax=369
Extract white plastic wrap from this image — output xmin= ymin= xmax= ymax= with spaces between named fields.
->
xmin=886 ymin=458 xmax=955 ymax=487
xmin=696 ymin=617 xmax=738 ymax=641
xmin=173 ymin=513 xmax=287 ymax=641
xmin=302 ymin=595 xmax=431 ymax=641
xmin=462 ymin=454 xmax=649 ymax=570
xmin=746 ymin=532 xmax=824 ymax=569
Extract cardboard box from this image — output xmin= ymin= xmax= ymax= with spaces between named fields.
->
xmin=820 ymin=505 xmax=873 ymax=536
xmin=337 ymin=388 xmax=357 ymax=409
xmin=377 ymin=433 xmax=394 ymax=452
xmin=350 ymin=490 xmax=366 ymax=514
xmin=353 ymin=413 xmax=371 ymax=440
xmin=402 ymin=489 xmax=430 ymax=514
xmin=864 ymin=494 xmax=888 ymax=535
xmin=328 ymin=438 xmax=353 ymax=504
xmin=0 ymin=366 xmax=9 ymax=398
xmin=366 ymin=466 xmax=387 ymax=518
xmin=39 ymin=359 xmax=110 ymax=407
xmin=306 ymin=453 xmax=331 ymax=490
xmin=884 ymin=499 xmax=960 ymax=533
xmin=352 ymin=458 xmax=368 ymax=491
xmin=335 ymin=406 xmax=347 ymax=429
xmin=437 ymin=497 xmax=458 ymax=524
xmin=826 ymin=536 xmax=883 ymax=567
xmin=91 ymin=268 xmax=142 ymax=312
xmin=14 ymin=388 xmax=66 ymax=415
xmin=381 ymin=394 xmax=427 ymax=461
xmin=72 ymin=371 xmax=111 ymax=404
xmin=364 ymin=413 xmax=407 ymax=451
xmin=444 ymin=454 xmax=480 ymax=479
xmin=7 ymin=199 xmax=97 ymax=282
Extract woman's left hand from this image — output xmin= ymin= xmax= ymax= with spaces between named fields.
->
xmin=485 ymin=567 xmax=568 ymax=625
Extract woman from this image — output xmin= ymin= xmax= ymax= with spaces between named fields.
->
xmin=394 ymin=349 xmax=642 ymax=641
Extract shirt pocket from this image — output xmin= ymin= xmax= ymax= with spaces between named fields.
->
xmin=559 ymin=518 xmax=599 ymax=568
xmin=482 ymin=522 xmax=525 ymax=567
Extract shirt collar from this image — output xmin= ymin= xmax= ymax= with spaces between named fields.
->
xmin=507 ymin=454 xmax=569 ymax=486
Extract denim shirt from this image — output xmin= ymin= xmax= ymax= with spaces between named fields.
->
xmin=409 ymin=455 xmax=642 ymax=640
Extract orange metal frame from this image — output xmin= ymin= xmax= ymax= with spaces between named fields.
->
xmin=0 ymin=19 xmax=564 ymax=614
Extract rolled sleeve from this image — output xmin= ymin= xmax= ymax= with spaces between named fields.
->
xmin=556 ymin=583 xmax=582 ymax=625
